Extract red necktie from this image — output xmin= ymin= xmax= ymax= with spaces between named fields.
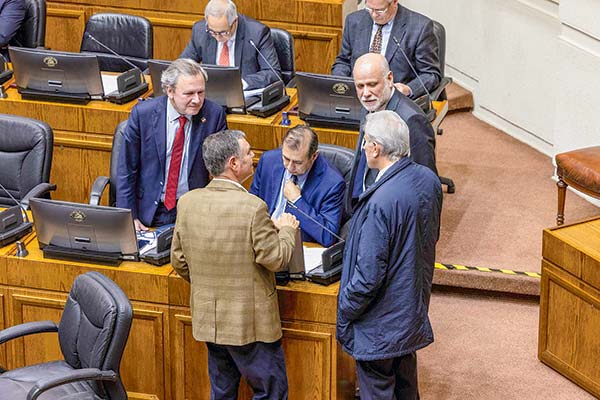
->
xmin=164 ymin=116 xmax=187 ymax=211
xmin=219 ymin=42 xmax=230 ymax=66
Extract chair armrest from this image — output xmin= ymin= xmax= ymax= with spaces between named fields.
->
xmin=89 ymin=176 xmax=110 ymax=206
xmin=285 ymin=76 xmax=297 ymax=88
xmin=0 ymin=321 xmax=58 ymax=345
xmin=21 ymin=183 xmax=58 ymax=208
xmin=27 ymin=368 xmax=117 ymax=400
xmin=430 ymin=76 xmax=453 ymax=102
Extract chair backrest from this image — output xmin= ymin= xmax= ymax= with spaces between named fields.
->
xmin=80 ymin=13 xmax=153 ymax=72
xmin=270 ymin=28 xmax=295 ymax=85
xmin=318 ymin=143 xmax=355 ymax=185
xmin=0 ymin=114 xmax=53 ymax=207
xmin=59 ymin=271 xmax=133 ymax=399
xmin=431 ymin=20 xmax=447 ymax=100
xmin=108 ymin=121 xmax=127 ymax=206
xmin=10 ymin=0 xmax=46 ymax=49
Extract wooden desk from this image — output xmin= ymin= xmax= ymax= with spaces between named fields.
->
xmin=539 ymin=217 xmax=600 ymax=397
xmin=46 ymin=0 xmax=355 ymax=75
xmin=0 ymin=237 xmax=355 ymax=399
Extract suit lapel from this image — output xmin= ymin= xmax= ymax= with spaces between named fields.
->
xmin=234 ymin=15 xmax=244 ymax=68
xmin=187 ymin=107 xmax=206 ymax=175
xmin=301 ymin=155 xmax=325 ymax=201
xmin=357 ymin=12 xmax=374 ymax=55
xmin=206 ymin=34 xmax=218 ymax=64
xmin=269 ymin=157 xmax=285 ymax=214
xmin=154 ymin=97 xmax=167 ymax=172
xmin=386 ymin=6 xmax=407 ymax=63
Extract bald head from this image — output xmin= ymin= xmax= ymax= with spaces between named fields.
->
xmin=352 ymin=53 xmax=394 ymax=112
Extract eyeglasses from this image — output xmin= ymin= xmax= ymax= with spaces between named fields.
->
xmin=365 ymin=5 xmax=391 ymax=15
xmin=206 ymin=19 xmax=237 ymax=37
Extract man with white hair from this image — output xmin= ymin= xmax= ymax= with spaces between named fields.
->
xmin=346 ymin=52 xmax=436 ymax=213
xmin=337 ymin=110 xmax=442 ymax=399
xmin=180 ymin=0 xmax=281 ymax=90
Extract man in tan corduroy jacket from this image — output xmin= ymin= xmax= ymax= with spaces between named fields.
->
xmin=171 ymin=129 xmax=299 ymax=400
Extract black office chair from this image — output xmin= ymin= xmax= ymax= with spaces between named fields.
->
xmin=0 ymin=271 xmax=133 ymax=400
xmin=10 ymin=0 xmax=46 ymax=49
xmin=0 ymin=114 xmax=56 ymax=208
xmin=89 ymin=120 xmax=127 ymax=206
xmin=270 ymin=27 xmax=295 ymax=87
xmin=80 ymin=13 xmax=153 ymax=72
xmin=318 ymin=143 xmax=355 ymax=231
xmin=318 ymin=143 xmax=355 ymax=186
xmin=428 ymin=20 xmax=455 ymax=194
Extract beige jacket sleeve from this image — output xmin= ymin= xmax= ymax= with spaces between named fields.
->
xmin=171 ymin=218 xmax=190 ymax=282
xmin=252 ymin=202 xmax=297 ymax=272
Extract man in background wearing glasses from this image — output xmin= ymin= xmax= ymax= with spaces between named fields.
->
xmin=331 ymin=0 xmax=441 ymax=100
xmin=180 ymin=0 xmax=282 ymax=90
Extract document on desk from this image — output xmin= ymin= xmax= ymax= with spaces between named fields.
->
xmin=303 ymin=246 xmax=326 ymax=273
xmin=101 ymin=73 xmax=119 ymax=96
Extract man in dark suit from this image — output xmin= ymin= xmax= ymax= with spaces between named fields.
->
xmin=331 ymin=0 xmax=440 ymax=99
xmin=180 ymin=0 xmax=281 ymax=90
xmin=346 ymin=53 xmax=437 ymax=213
xmin=116 ymin=58 xmax=227 ymax=231
xmin=250 ymin=125 xmax=345 ymax=247
xmin=0 ymin=0 xmax=26 ymax=60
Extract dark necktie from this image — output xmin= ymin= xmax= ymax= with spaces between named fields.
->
xmin=164 ymin=116 xmax=187 ymax=210
xmin=370 ymin=24 xmax=384 ymax=53
xmin=291 ymin=175 xmax=298 ymax=185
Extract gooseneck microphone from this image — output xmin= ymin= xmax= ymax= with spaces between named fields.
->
xmin=249 ymin=39 xmax=285 ymax=87
xmin=84 ymin=32 xmax=146 ymax=79
xmin=286 ymin=200 xmax=344 ymax=242
xmin=392 ymin=36 xmax=432 ymax=101
xmin=0 ymin=181 xmax=33 ymax=248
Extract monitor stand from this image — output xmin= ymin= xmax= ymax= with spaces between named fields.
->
xmin=43 ymin=244 xmax=123 ymax=266
xmin=300 ymin=113 xmax=360 ymax=131
xmin=19 ymin=88 xmax=91 ymax=105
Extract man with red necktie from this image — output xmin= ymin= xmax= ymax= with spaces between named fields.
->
xmin=116 ymin=58 xmax=227 ymax=231
xmin=180 ymin=0 xmax=281 ymax=90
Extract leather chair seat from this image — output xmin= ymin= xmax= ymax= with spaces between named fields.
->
xmin=555 ymin=146 xmax=600 ymax=225
xmin=0 ymin=361 xmax=99 ymax=399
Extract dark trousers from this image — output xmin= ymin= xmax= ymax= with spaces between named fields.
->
xmin=356 ymin=352 xmax=419 ymax=400
xmin=206 ymin=340 xmax=288 ymax=400
xmin=151 ymin=202 xmax=177 ymax=227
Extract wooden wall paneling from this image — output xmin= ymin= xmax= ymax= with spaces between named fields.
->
xmin=46 ymin=7 xmax=86 ymax=52
xmin=539 ymin=259 xmax=600 ymax=396
xmin=280 ymin=324 xmax=332 ymax=399
xmin=0 ymin=287 xmax=6 ymax=370
xmin=146 ymin=17 xmax=195 ymax=61
xmin=6 ymin=289 xmax=66 ymax=370
xmin=169 ymin=308 xmax=212 ymax=400
xmin=120 ymin=302 xmax=170 ymax=400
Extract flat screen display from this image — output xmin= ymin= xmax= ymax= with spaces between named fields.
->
xmin=9 ymin=46 xmax=104 ymax=100
xmin=29 ymin=198 xmax=138 ymax=259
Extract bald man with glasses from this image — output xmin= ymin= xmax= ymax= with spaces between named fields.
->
xmin=331 ymin=0 xmax=441 ymax=100
xmin=180 ymin=0 xmax=282 ymax=90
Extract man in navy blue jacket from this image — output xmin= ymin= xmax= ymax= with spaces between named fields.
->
xmin=250 ymin=125 xmax=345 ymax=247
xmin=0 ymin=0 xmax=26 ymax=60
xmin=337 ymin=110 xmax=442 ymax=399
xmin=116 ymin=58 xmax=227 ymax=230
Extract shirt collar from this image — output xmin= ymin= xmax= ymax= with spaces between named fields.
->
xmin=212 ymin=178 xmax=247 ymax=192
xmin=166 ymin=99 xmax=191 ymax=123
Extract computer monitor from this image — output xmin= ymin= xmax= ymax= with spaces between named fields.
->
xmin=29 ymin=198 xmax=138 ymax=266
xmin=147 ymin=60 xmax=258 ymax=113
xmin=296 ymin=72 xmax=363 ymax=130
xmin=9 ymin=46 xmax=104 ymax=104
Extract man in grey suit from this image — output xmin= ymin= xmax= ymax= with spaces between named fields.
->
xmin=180 ymin=0 xmax=281 ymax=90
xmin=331 ymin=0 xmax=440 ymax=99
xmin=346 ymin=53 xmax=437 ymax=213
